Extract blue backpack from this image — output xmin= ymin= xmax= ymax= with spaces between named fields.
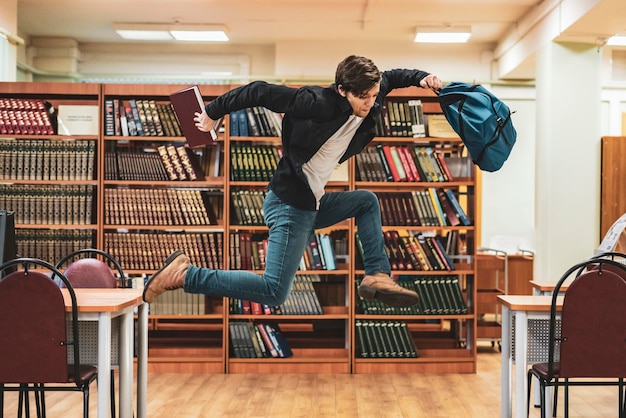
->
xmin=438 ymin=82 xmax=516 ymax=172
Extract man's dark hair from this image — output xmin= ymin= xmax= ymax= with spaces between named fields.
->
xmin=335 ymin=55 xmax=381 ymax=96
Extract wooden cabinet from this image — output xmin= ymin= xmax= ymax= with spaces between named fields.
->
xmin=0 ymin=82 xmax=480 ymax=374
xmin=601 ymin=136 xmax=626 ymax=240
xmin=506 ymin=252 xmax=534 ymax=295
xmin=475 ymin=249 xmax=507 ymax=346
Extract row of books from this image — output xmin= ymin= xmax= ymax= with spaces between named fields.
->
xmin=229 ymin=231 xmax=267 ymax=271
xmin=228 ymin=231 xmax=340 ymax=272
xmin=357 ymin=275 xmax=467 ymax=315
xmin=230 ymin=275 xmax=323 ymax=315
xmin=0 ymin=98 xmax=55 ymax=135
xmin=104 ymin=231 xmax=224 ymax=271
xmin=356 ymin=144 xmax=454 ymax=183
xmin=376 ymin=99 xmax=426 ymax=138
xmin=16 ymin=229 xmax=95 ymax=266
xmin=300 ymin=233 xmax=338 ymax=271
xmin=387 ymin=230 xmax=456 ymax=272
xmin=0 ymin=184 xmax=94 ymax=225
xmin=373 ymin=100 xmax=457 ymax=139
xmin=377 ymin=188 xmax=470 ymax=227
xmin=104 ymin=98 xmax=182 ymax=137
xmin=146 ymin=287 xmax=206 ymax=315
xmin=229 ymin=321 xmax=293 ymax=358
xmin=0 ymin=139 xmax=96 ymax=181
xmin=355 ymin=320 xmax=419 ymax=358
xmin=355 ymin=230 xmax=453 ymax=272
xmin=104 ymin=188 xmax=219 ymax=226
xmin=105 ymin=142 xmax=222 ymax=181
xmin=156 ymin=144 xmax=205 ymax=181
xmin=230 ymin=188 xmax=267 ymax=226
xmin=230 ymin=143 xmax=280 ymax=182
xmin=104 ymin=144 xmax=203 ymax=181
xmin=229 ymin=107 xmax=283 ymax=137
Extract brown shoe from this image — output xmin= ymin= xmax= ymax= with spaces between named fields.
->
xmin=358 ymin=273 xmax=419 ymax=307
xmin=142 ymin=250 xmax=190 ymax=303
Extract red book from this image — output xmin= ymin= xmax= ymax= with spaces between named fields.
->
xmin=398 ymin=146 xmax=421 ymax=182
xmin=434 ymin=150 xmax=454 ymax=181
xmin=256 ymin=323 xmax=278 ymax=357
xmin=382 ymin=145 xmax=402 ymax=182
xmin=250 ymin=302 xmax=263 ymax=315
xmin=436 ymin=188 xmax=461 ymax=226
xmin=169 ymin=85 xmax=223 ymax=147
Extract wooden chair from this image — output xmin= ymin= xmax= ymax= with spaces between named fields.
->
xmin=526 ymin=258 xmax=626 ymax=418
xmin=55 ymin=248 xmax=128 ymax=418
xmin=0 ymin=258 xmax=98 ymax=418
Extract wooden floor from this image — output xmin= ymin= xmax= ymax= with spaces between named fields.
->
xmin=2 ymin=346 xmax=621 ymax=417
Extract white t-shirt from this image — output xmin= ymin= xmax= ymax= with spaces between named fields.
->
xmin=302 ymin=115 xmax=364 ymax=209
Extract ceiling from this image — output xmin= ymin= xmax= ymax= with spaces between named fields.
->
xmin=16 ymin=0 xmax=538 ymax=45
xmin=14 ymin=0 xmax=626 ymax=78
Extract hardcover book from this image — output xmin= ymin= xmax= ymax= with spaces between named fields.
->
xmin=169 ymin=85 xmax=223 ymax=147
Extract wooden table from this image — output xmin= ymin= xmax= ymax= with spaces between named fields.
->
xmin=62 ymin=288 xmax=148 ymax=418
xmin=529 ymin=280 xmax=569 ymax=296
xmin=497 ymin=295 xmax=563 ymax=418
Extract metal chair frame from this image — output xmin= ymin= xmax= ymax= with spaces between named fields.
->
xmin=526 ymin=258 xmax=626 ymax=418
xmin=0 ymin=258 xmax=98 ymax=418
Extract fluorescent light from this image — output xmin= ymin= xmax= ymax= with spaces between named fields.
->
xmin=607 ymin=35 xmax=626 ymax=46
xmin=414 ymin=26 xmax=471 ymax=43
xmin=171 ymin=30 xmax=228 ymax=42
xmin=114 ymin=23 xmax=229 ymax=42
xmin=115 ymin=30 xmax=173 ymax=41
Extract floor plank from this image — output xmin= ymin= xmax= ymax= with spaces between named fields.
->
xmin=2 ymin=346 xmax=621 ymax=417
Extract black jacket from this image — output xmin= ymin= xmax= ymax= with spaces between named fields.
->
xmin=205 ymin=69 xmax=430 ymax=211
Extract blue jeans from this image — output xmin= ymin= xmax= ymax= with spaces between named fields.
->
xmin=184 ymin=189 xmax=390 ymax=305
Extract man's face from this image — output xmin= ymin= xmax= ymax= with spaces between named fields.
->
xmin=340 ymin=83 xmax=380 ymax=118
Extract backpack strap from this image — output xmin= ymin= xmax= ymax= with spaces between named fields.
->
xmin=438 ymin=85 xmax=480 ymax=145
xmin=474 ymin=99 xmax=514 ymax=165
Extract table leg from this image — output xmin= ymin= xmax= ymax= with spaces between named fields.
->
xmin=119 ymin=308 xmax=133 ymax=418
xmin=97 ymin=313 xmax=112 ymax=418
xmin=501 ymin=306 xmax=512 ymax=418
xmin=515 ymin=311 xmax=529 ymax=418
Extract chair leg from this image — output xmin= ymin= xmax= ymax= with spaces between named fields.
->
xmin=34 ymin=384 xmax=45 ymax=418
xmin=564 ymin=378 xmax=569 ymax=418
xmin=553 ymin=381 xmax=558 ymax=417
xmin=18 ymin=384 xmax=29 ymax=418
xmin=618 ymin=377 xmax=626 ymax=418
xmin=83 ymin=388 xmax=90 ymax=418
xmin=526 ymin=370 xmax=533 ymax=418
xmin=110 ymin=370 xmax=116 ymax=418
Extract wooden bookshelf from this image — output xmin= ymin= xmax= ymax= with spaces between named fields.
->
xmin=100 ymin=83 xmax=229 ymax=372
xmin=0 ymin=82 xmax=479 ymax=374
xmin=351 ymin=87 xmax=478 ymax=373
xmin=0 ymin=82 xmax=101 ymax=264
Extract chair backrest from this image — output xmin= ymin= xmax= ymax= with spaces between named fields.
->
xmin=0 ymin=258 xmax=81 ymax=384
xmin=63 ymin=258 xmax=118 ymax=288
xmin=56 ymin=248 xmax=126 ymax=289
xmin=558 ymin=266 xmax=626 ymax=378
xmin=587 ymin=252 xmax=626 ymax=281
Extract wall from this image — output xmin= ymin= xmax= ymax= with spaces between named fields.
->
xmin=274 ymin=40 xmax=493 ymax=83
xmin=0 ymin=0 xmax=18 ymax=81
